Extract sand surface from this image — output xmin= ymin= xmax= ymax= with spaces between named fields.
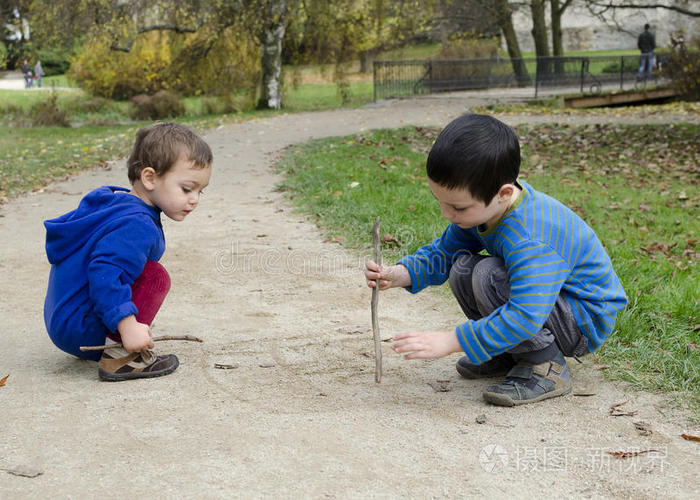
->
xmin=1 ymin=95 xmax=698 ymax=498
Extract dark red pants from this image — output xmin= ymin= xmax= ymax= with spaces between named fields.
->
xmin=107 ymin=260 xmax=171 ymax=342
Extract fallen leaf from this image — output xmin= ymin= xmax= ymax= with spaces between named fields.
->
xmin=475 ymin=414 xmax=487 ymax=424
xmin=256 ymin=234 xmax=267 ymax=238
xmin=609 ymin=400 xmax=638 ymax=417
xmin=214 ymin=363 xmax=239 ymax=370
xmin=381 ymin=234 xmax=401 ymax=246
xmin=0 ymin=374 xmax=8 ymax=387
xmin=427 ymin=380 xmax=453 ymax=392
xmin=678 ymin=191 xmax=688 ymax=200
xmin=681 ymin=434 xmax=700 ymax=443
xmin=606 ymin=449 xmax=660 ymax=459
xmin=259 ymin=362 xmax=276 ymax=368
xmin=633 ymin=421 xmax=653 ymax=436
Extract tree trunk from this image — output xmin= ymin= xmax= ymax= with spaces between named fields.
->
xmin=530 ymin=0 xmax=550 ymax=80
xmin=258 ymin=0 xmax=287 ymax=110
xmin=495 ymin=0 xmax=531 ymax=86
xmin=550 ymin=0 xmax=568 ymax=76
xmin=550 ymin=0 xmax=564 ymax=57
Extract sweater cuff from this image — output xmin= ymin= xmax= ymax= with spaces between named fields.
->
xmin=396 ymin=257 xmax=421 ymax=294
xmin=103 ymin=302 xmax=139 ymax=332
xmin=455 ymin=322 xmax=488 ymax=364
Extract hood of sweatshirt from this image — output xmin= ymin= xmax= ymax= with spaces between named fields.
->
xmin=44 ymin=186 xmax=161 ymax=265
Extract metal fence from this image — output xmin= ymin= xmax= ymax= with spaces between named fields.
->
xmin=373 ymin=54 xmax=666 ymax=100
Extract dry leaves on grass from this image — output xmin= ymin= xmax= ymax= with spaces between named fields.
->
xmin=681 ymin=434 xmax=700 ymax=443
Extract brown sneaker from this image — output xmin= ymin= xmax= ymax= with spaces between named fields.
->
xmin=98 ymin=346 xmax=179 ymax=382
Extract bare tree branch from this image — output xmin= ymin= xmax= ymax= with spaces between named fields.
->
xmin=587 ymin=1 xmax=700 ymax=17
xmin=110 ymin=17 xmax=205 ymax=52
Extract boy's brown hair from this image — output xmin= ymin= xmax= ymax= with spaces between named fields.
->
xmin=127 ymin=122 xmax=213 ymax=184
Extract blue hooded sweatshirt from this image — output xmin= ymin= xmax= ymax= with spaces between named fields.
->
xmin=44 ymin=186 xmax=165 ymax=360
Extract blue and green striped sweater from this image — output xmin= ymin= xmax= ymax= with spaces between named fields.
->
xmin=398 ymin=180 xmax=627 ymax=364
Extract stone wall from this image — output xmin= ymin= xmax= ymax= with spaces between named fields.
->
xmin=507 ymin=2 xmax=699 ymax=53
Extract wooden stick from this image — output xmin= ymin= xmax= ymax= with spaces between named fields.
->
xmin=371 ymin=217 xmax=383 ymax=383
xmin=79 ymin=335 xmax=204 ymax=351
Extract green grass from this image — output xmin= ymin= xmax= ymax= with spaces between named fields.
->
xmin=284 ymin=81 xmax=373 ymax=110
xmin=278 ymin=123 xmax=700 ymax=415
xmin=0 ymin=113 xmax=256 ymax=200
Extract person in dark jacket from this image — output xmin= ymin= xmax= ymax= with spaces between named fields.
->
xmin=44 ymin=123 xmax=212 ymax=381
xmin=637 ymin=23 xmax=656 ymax=78
xmin=21 ymin=59 xmax=33 ymax=88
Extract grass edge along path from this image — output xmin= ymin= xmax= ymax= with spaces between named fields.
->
xmin=277 ymin=123 xmax=700 ymax=418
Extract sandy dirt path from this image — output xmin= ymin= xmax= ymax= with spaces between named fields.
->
xmin=1 ymin=96 xmax=698 ymax=498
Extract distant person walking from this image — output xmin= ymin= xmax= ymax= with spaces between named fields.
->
xmin=22 ymin=59 xmax=33 ymax=88
xmin=34 ymin=61 xmax=45 ymax=88
xmin=637 ymin=23 xmax=656 ymax=79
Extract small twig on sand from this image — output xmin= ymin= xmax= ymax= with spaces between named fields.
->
xmin=79 ymin=335 xmax=204 ymax=351
xmin=371 ymin=217 xmax=383 ymax=383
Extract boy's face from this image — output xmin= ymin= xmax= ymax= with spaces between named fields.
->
xmin=145 ymin=153 xmax=211 ymax=222
xmin=428 ymin=178 xmax=516 ymax=231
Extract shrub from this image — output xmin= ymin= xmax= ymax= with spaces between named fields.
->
xmin=31 ymin=92 xmax=70 ymax=127
xmin=70 ymin=26 xmax=260 ymax=100
xmin=434 ymin=34 xmax=501 ymax=60
xmin=130 ymin=90 xmax=185 ymax=120
xmin=0 ymin=41 xmax=7 ymax=70
xmin=662 ymin=35 xmax=700 ymax=101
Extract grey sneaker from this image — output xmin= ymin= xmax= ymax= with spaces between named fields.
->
xmin=456 ymin=353 xmax=516 ymax=379
xmin=482 ymin=352 xmax=571 ymax=406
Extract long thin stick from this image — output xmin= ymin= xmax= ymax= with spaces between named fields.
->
xmin=371 ymin=217 xmax=383 ymax=383
xmin=80 ymin=335 xmax=204 ymax=351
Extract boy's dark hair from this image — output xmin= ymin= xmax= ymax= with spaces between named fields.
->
xmin=127 ymin=122 xmax=213 ymax=184
xmin=426 ymin=114 xmax=520 ymax=204
xmin=644 ymin=23 xmax=650 ymax=30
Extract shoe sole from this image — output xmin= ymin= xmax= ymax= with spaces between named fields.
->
xmin=98 ymin=358 xmax=179 ymax=382
xmin=456 ymin=363 xmax=510 ymax=380
xmin=482 ymin=384 xmax=572 ymax=407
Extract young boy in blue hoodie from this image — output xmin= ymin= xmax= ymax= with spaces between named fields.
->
xmin=365 ymin=114 xmax=627 ymax=406
xmin=44 ymin=122 xmax=212 ymax=381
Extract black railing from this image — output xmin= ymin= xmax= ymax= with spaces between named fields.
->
xmin=374 ymin=54 xmax=666 ymax=100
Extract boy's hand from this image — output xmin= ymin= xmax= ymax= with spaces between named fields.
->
xmin=392 ymin=330 xmax=462 ymax=359
xmin=364 ymin=262 xmax=411 ymax=290
xmin=117 ymin=315 xmax=155 ymax=352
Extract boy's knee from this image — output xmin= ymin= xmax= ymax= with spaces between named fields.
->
xmin=472 ymin=257 xmax=507 ymax=288
xmin=449 ymin=253 xmax=480 ymax=291
xmin=139 ymin=260 xmax=171 ymax=294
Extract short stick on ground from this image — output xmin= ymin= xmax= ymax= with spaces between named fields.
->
xmin=371 ymin=217 xmax=383 ymax=383
xmin=79 ymin=335 xmax=204 ymax=351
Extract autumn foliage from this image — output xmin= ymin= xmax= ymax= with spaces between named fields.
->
xmin=68 ymin=30 xmax=260 ymax=101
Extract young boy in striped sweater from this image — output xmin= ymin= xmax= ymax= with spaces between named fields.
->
xmin=364 ymin=114 xmax=627 ymax=406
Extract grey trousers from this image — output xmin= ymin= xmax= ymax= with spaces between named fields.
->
xmin=448 ymin=253 xmax=587 ymax=362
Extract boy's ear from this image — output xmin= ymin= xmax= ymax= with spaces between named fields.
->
xmin=497 ymin=183 xmax=516 ymax=202
xmin=140 ymin=167 xmax=157 ymax=190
